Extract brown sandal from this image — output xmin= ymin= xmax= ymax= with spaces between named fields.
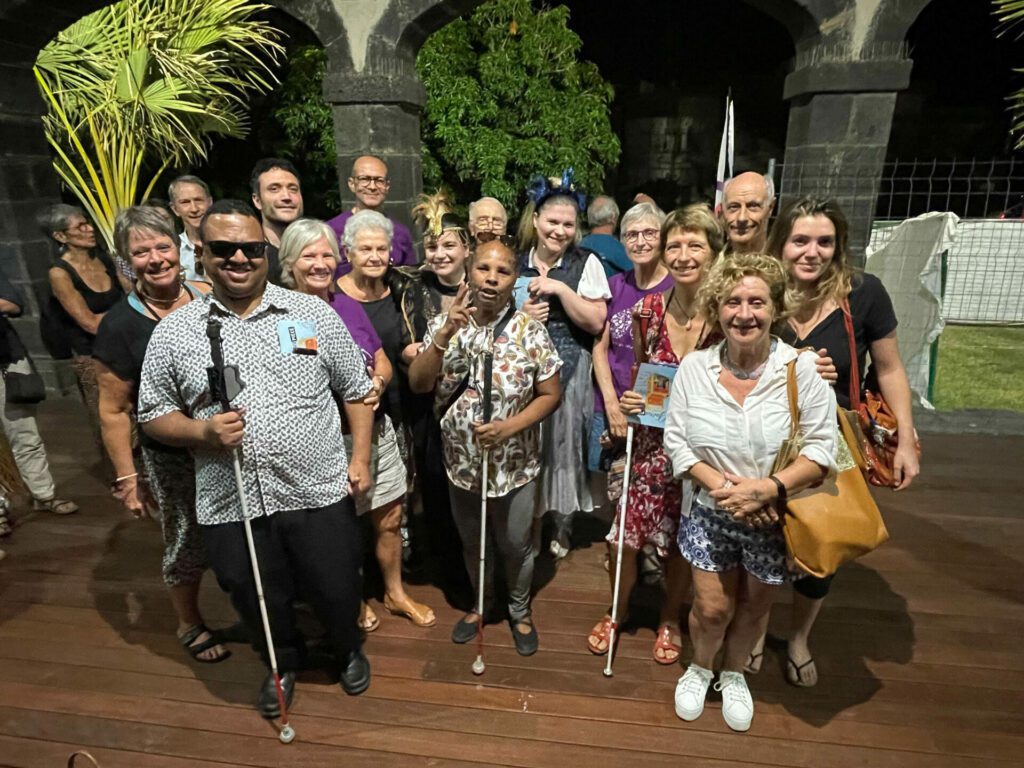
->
xmin=383 ymin=594 xmax=436 ymax=628
xmin=653 ymin=623 xmax=681 ymax=665
xmin=587 ymin=614 xmax=613 ymax=655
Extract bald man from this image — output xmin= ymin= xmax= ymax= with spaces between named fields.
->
xmin=722 ymin=171 xmax=775 ymax=253
xmin=467 ymin=196 xmax=509 ymax=245
xmin=327 ymin=155 xmax=418 ymax=275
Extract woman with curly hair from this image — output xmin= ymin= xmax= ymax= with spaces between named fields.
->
xmin=664 ymin=253 xmax=837 ymax=732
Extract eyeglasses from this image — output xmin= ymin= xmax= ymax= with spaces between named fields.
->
xmin=352 ymin=175 xmax=389 ymax=188
xmin=204 ymin=241 xmax=268 ymax=260
xmin=623 ymin=228 xmax=660 ymax=243
xmin=64 ymin=221 xmax=94 ymax=234
xmin=474 ymin=216 xmax=507 ymax=228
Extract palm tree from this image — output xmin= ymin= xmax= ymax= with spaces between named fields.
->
xmin=994 ymin=0 xmax=1024 ymax=149
xmin=34 ymin=0 xmax=284 ymax=251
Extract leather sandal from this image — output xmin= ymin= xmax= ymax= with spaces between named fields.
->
xmin=587 ymin=614 xmax=613 ymax=655
xmin=383 ymin=593 xmax=436 ymax=628
xmin=32 ymin=497 xmax=79 ymax=515
xmin=359 ymin=602 xmax=380 ymax=633
xmin=179 ymin=623 xmax=231 ymax=664
xmin=653 ymin=623 xmax=681 ymax=665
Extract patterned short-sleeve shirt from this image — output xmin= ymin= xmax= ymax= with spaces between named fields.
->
xmin=137 ymin=283 xmax=372 ymax=526
xmin=422 ymin=306 xmax=561 ymax=498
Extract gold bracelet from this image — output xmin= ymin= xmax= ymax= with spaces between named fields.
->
xmin=432 ymin=338 xmax=449 ymax=352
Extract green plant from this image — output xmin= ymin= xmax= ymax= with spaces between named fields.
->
xmin=267 ymin=45 xmax=340 ymax=211
xmin=994 ymin=0 xmax=1024 ymax=149
xmin=416 ymin=0 xmax=620 ymax=209
xmin=34 ymin=0 xmax=283 ymax=251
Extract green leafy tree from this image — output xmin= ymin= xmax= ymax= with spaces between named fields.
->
xmin=34 ymin=0 xmax=283 ymax=251
xmin=266 ymin=45 xmax=340 ymax=212
xmin=416 ymin=0 xmax=620 ymax=209
xmin=995 ymin=0 xmax=1024 ymax=149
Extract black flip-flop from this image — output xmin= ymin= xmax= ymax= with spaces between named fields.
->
xmin=180 ymin=623 xmax=232 ymax=663
xmin=786 ymin=656 xmax=818 ymax=687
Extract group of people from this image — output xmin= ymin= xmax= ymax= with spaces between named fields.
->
xmin=3 ymin=156 xmax=920 ymax=733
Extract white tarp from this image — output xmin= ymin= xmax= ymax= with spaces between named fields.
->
xmin=866 ymin=212 xmax=958 ymax=409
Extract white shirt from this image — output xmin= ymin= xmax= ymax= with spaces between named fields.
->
xmin=663 ymin=339 xmax=837 ymax=514
xmin=526 ymin=248 xmax=611 ymax=300
xmin=178 ymin=232 xmax=209 ymax=284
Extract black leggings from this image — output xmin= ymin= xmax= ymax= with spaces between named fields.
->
xmin=793 ymin=572 xmax=834 ymax=600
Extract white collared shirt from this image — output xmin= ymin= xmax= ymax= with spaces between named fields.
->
xmin=664 ymin=339 xmax=837 ymax=513
xmin=525 ymin=248 xmax=611 ymax=300
xmin=178 ymin=232 xmax=209 ymax=284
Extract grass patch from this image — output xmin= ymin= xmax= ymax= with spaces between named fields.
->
xmin=932 ymin=325 xmax=1024 ymax=411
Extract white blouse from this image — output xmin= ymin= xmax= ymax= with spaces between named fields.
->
xmin=663 ymin=339 xmax=838 ymax=514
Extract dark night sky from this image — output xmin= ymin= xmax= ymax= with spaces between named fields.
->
xmin=562 ymin=0 xmax=1022 ymax=161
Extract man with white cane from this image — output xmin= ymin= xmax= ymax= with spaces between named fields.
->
xmin=138 ymin=200 xmax=376 ymax=721
xmin=409 ymin=240 xmax=561 ymax=656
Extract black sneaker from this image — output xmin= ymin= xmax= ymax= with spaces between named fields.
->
xmin=510 ymin=617 xmax=538 ymax=656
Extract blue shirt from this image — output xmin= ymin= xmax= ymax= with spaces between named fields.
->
xmin=581 ymin=233 xmax=631 ymax=277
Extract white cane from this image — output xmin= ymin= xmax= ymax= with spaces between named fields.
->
xmin=603 ymin=424 xmax=635 ymax=678
xmin=207 ymin=318 xmax=295 ymax=743
xmin=472 ymin=326 xmax=495 ymax=676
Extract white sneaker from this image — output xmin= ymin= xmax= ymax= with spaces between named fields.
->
xmin=715 ymin=670 xmax=754 ymax=732
xmin=674 ymin=664 xmax=714 ymax=721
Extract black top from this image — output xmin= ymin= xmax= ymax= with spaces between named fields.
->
xmin=337 ymin=286 xmax=411 ymax=425
xmin=778 ymin=273 xmax=898 ymax=409
xmin=0 ymin=267 xmax=26 ymax=368
xmin=93 ymin=292 xmax=193 ymax=453
xmin=50 ymin=251 xmax=124 ymax=355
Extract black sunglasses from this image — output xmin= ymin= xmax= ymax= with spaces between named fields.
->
xmin=205 ymin=241 xmax=268 ymax=260
xmin=475 ymin=233 xmax=518 ymax=248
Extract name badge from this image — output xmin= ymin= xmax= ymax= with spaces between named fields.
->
xmin=277 ymin=319 xmax=318 ymax=355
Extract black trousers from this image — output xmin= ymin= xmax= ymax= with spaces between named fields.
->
xmin=202 ymin=498 xmax=363 ymax=673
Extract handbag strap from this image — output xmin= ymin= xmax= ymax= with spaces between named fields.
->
xmin=784 ymin=358 xmax=800 ymax=440
xmin=840 ymin=297 xmax=862 ymax=410
xmin=630 ymin=291 xmax=661 ymax=386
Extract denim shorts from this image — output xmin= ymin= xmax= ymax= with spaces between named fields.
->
xmin=679 ymin=501 xmax=790 ymax=586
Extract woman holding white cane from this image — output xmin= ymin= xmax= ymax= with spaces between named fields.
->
xmin=409 ymin=240 xmax=561 ymax=656
xmin=588 ymin=205 xmax=724 ymax=665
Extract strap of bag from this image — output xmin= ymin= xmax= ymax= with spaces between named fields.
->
xmin=784 ymin=358 xmax=800 ymax=440
xmin=441 ymin=303 xmax=516 ymax=418
xmin=631 ymin=291 xmax=660 ymax=367
xmin=840 ymin=297 xmax=862 ymax=410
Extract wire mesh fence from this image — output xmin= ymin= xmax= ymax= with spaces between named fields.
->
xmin=775 ymin=157 xmax=1024 ymax=326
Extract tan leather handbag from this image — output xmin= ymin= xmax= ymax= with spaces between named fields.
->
xmin=773 ymin=359 xmax=890 ymax=578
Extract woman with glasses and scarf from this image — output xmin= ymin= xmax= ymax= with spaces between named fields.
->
xmin=515 ymin=171 xmax=610 ymax=559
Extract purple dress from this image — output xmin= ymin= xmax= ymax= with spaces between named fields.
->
xmin=594 ymin=270 xmax=673 ymax=413
xmin=327 ymin=210 xmax=418 ymax=277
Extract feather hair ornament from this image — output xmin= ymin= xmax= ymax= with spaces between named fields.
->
xmin=412 ymin=189 xmax=457 ymax=238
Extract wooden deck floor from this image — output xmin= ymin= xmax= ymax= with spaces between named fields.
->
xmin=1 ymin=399 xmax=1023 ymax=767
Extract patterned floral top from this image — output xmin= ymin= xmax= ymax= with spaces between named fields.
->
xmin=422 ymin=305 xmax=562 ymax=498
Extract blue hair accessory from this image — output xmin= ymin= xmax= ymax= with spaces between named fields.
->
xmin=525 ymin=167 xmax=586 ymax=212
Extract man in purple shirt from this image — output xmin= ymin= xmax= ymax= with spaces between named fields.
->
xmin=328 ymin=155 xmax=418 ymax=276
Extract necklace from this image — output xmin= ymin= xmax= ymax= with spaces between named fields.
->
xmin=720 ymin=338 xmax=776 ymax=380
xmin=137 ymin=284 xmax=185 ymax=308
xmin=666 ymin=288 xmax=697 ymax=330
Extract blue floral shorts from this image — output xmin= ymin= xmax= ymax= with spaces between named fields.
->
xmin=679 ymin=501 xmax=791 ymax=586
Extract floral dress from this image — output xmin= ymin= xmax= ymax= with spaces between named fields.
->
xmin=606 ymin=291 xmax=719 ymax=557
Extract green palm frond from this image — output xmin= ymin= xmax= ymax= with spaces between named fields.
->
xmin=994 ymin=0 xmax=1024 ymax=148
xmin=35 ymin=0 xmax=284 ymax=249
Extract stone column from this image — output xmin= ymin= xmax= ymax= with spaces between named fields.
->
xmin=781 ymin=58 xmax=913 ymax=263
xmin=323 ymin=72 xmax=426 ymax=234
